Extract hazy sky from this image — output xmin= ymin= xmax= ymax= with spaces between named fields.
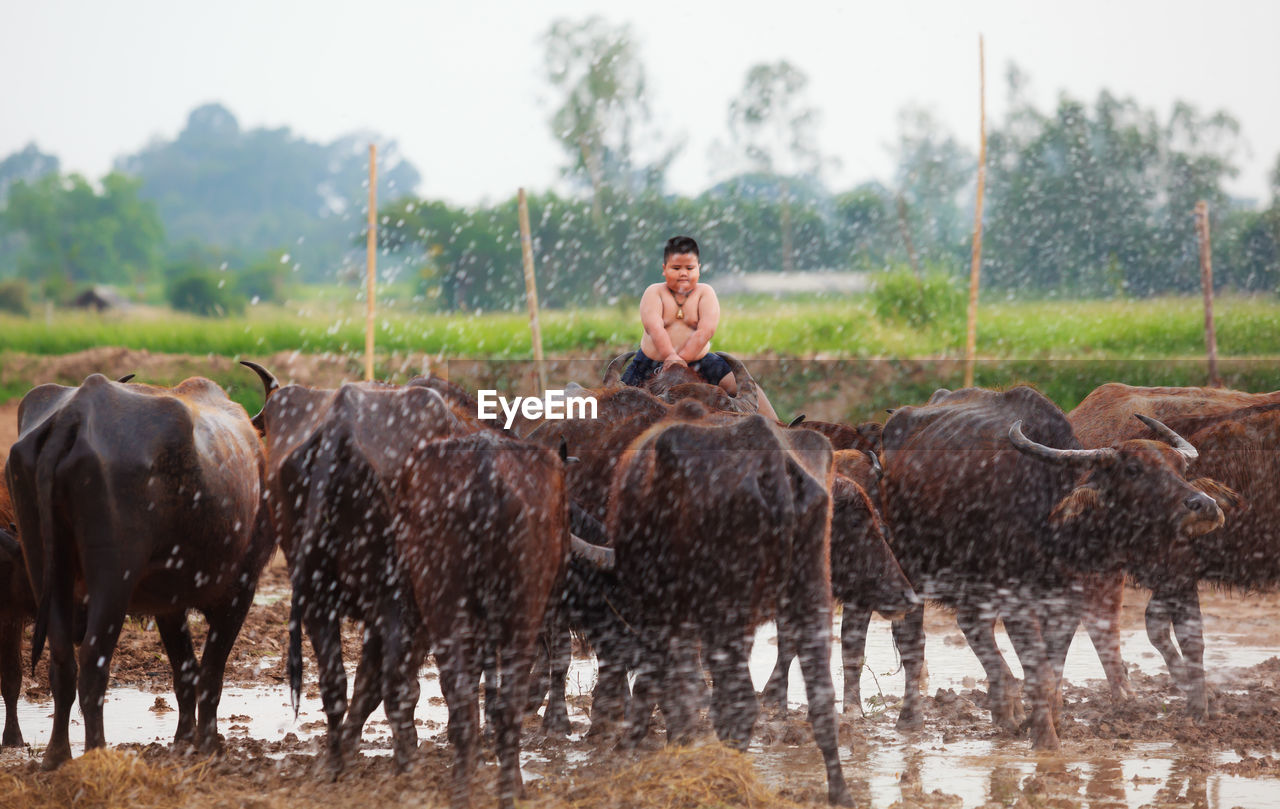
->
xmin=4 ymin=0 xmax=1279 ymax=206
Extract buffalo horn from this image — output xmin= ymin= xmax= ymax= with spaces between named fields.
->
xmin=865 ymin=449 xmax=883 ymax=481
xmin=1134 ymin=413 xmax=1199 ymax=462
xmin=602 ymin=351 xmax=637 ymax=387
xmin=241 ymin=360 xmax=280 ymax=435
xmin=719 ymin=352 xmax=759 ymax=412
xmin=1008 ymin=420 xmax=1117 ymax=467
xmin=788 ymin=414 xmax=807 ymax=427
xmin=570 ymin=534 xmax=615 ymax=570
xmin=117 ymin=374 xmax=136 ymax=384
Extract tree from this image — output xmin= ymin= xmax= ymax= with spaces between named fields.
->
xmin=890 ymin=106 xmax=973 ymax=268
xmin=117 ymin=103 xmax=421 ymax=281
xmin=542 ymin=17 xmax=678 ymax=226
xmin=0 ymin=143 xmax=60 ymax=200
xmin=982 ymin=67 xmax=1242 ymax=297
xmin=725 ymin=61 xmax=830 ymax=272
xmin=1 ymin=172 xmax=164 ymax=290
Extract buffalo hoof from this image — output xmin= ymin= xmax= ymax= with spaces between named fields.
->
xmin=828 ymin=781 xmax=856 ymax=807
xmin=41 ymin=743 xmax=72 ymax=771
xmin=1028 ymin=724 xmax=1060 ymax=752
xmin=895 ymin=708 xmax=923 ymax=732
xmin=196 ymin=731 xmax=225 ymax=757
xmin=542 ymin=712 xmax=571 ymax=737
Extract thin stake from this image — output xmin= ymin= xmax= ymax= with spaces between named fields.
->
xmin=1195 ymin=200 xmax=1220 ymax=387
xmin=365 ymin=144 xmax=377 ymax=382
xmin=518 ymin=188 xmax=547 ymax=394
xmin=964 ymin=34 xmax=988 ymax=389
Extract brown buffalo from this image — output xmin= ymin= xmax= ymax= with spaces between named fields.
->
xmin=880 ymin=386 xmax=1223 ymax=750
xmin=393 ymin=431 xmax=569 ymax=809
xmin=4 ymin=371 xmax=272 ymax=768
xmin=762 ymin=450 xmax=918 ymax=717
xmin=261 ymin=378 xmax=480 ymax=773
xmin=1068 ymin=383 xmax=1274 ymax=717
xmin=608 ymin=412 xmax=853 ymax=805
xmin=602 ymin=350 xmax=766 ymax=415
xmin=0 ymin=475 xmax=34 ymax=747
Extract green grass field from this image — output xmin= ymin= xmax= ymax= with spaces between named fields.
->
xmin=3 ymin=293 xmax=1278 ymax=418
xmin=3 ymin=294 xmax=1279 ymax=359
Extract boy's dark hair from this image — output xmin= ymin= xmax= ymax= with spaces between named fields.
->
xmin=663 ymin=236 xmax=700 ymax=262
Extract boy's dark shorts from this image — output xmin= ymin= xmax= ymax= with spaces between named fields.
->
xmin=620 ymin=349 xmax=733 ymax=387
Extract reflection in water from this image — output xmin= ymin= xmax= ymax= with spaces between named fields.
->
xmin=1085 ymin=758 xmax=1127 ymax=809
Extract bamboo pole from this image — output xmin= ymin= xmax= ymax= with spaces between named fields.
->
xmin=1195 ymin=200 xmax=1220 ymax=387
xmin=963 ymin=34 xmax=987 ymax=389
xmin=518 ymin=188 xmax=547 ymax=394
xmin=365 ymin=144 xmax=377 ymax=382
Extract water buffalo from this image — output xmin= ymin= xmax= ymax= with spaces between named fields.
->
xmin=393 ymin=431 xmax=569 ymax=809
xmin=762 ymin=450 xmax=918 ymax=717
xmin=0 ymin=477 xmax=33 ymax=747
xmin=262 ymin=378 xmax=480 ymax=773
xmin=608 ymin=412 xmax=853 ymax=805
xmin=880 ymin=385 xmax=1224 ymax=750
xmin=1069 ymin=382 xmax=1274 ymax=717
xmin=4 ymin=370 xmax=272 ymax=768
xmin=602 ymin=350 xmax=767 ymax=416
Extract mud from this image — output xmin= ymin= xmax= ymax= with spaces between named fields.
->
xmin=2 ymin=583 xmax=1279 ymax=807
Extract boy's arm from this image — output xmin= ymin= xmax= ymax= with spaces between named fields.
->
xmin=676 ymin=285 xmax=720 ymax=362
xmin=639 ymin=285 xmax=682 ymax=364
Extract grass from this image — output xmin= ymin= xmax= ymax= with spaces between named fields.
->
xmin=3 ymin=294 xmax=1278 ymax=360
xmin=2 ymin=294 xmax=1279 ymax=416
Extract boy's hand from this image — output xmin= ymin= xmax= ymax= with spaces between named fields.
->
xmin=662 ymin=354 xmax=688 ymax=371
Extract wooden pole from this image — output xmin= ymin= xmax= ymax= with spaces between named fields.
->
xmin=1195 ymin=200 xmax=1220 ymax=387
xmin=365 ymin=144 xmax=377 ymax=382
xmin=518 ymin=188 xmax=547 ymax=394
xmin=963 ymin=34 xmax=988 ymax=389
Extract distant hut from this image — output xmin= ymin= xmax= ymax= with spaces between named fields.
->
xmin=70 ymin=285 xmax=130 ymax=312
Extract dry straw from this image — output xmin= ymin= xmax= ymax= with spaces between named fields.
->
xmin=0 ymin=748 xmax=208 ymax=809
xmin=527 ymin=743 xmax=808 ymax=809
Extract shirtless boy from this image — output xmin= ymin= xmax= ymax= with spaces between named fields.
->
xmin=621 ymin=235 xmax=779 ymax=421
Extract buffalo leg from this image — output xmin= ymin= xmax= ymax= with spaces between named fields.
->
xmin=588 ymin=630 xmax=631 ymax=739
xmin=380 ymin=609 xmax=419 ymax=773
xmin=341 ymin=625 xmax=385 ymax=758
xmin=155 ymin=613 xmax=199 ymax=746
xmin=43 ymin=612 xmax=77 ymax=769
xmin=436 ymin=639 xmax=481 ymax=809
xmin=76 ymin=577 xmax=129 ymax=754
xmin=786 ymin=603 xmax=853 ymax=807
xmin=541 ymin=626 xmax=572 ymax=736
xmin=761 ymin=621 xmax=794 ymax=715
xmin=706 ymin=628 xmax=756 ymax=750
xmin=661 ymin=632 xmax=701 ymax=747
xmin=195 ymin=594 xmax=256 ymax=754
xmin=624 ymin=628 xmax=666 ymax=748
xmin=1170 ymin=592 xmax=1207 ymax=719
xmin=892 ymin=605 xmax=926 ymax=731
xmin=1082 ymin=572 xmax=1133 ymax=699
xmin=1 ymin=615 xmax=24 ymax=746
xmin=1144 ymin=596 xmax=1186 ymax=688
xmin=841 ymin=604 xmax=873 ymax=717
xmin=955 ymin=605 xmax=1023 ymax=734
xmin=306 ymin=610 xmax=348 ymax=775
xmin=492 ymin=632 xmax=537 ymax=809
xmin=1001 ymin=610 xmax=1059 ymax=751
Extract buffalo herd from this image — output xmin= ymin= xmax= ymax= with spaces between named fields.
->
xmin=1 ymin=355 xmax=1276 ymax=808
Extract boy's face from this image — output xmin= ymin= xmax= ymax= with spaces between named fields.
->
xmin=662 ymin=253 xmax=700 ymax=294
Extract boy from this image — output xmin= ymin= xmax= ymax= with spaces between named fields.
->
xmin=621 ymin=235 xmax=779 ymax=421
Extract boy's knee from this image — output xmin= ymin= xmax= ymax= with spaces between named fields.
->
xmin=718 ymin=373 xmax=738 ymax=396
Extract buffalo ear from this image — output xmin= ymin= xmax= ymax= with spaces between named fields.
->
xmin=1191 ymin=477 xmax=1242 ymax=511
xmin=1050 ymin=485 xmax=1103 ymax=525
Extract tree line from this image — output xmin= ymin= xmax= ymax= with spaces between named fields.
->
xmin=0 ymin=17 xmax=1277 ymax=315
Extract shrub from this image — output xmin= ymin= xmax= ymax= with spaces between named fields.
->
xmin=166 ymin=272 xmax=245 ymax=317
xmin=869 ymin=265 xmax=965 ymax=328
xmin=0 ymin=279 xmax=30 ymax=315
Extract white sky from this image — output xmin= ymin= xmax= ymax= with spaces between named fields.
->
xmin=3 ymin=0 xmax=1278 ymax=207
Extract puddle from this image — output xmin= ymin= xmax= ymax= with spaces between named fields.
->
xmin=6 ymin=603 xmax=1280 ymax=808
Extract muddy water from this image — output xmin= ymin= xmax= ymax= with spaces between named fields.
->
xmin=6 ymin=604 xmax=1280 ymax=808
